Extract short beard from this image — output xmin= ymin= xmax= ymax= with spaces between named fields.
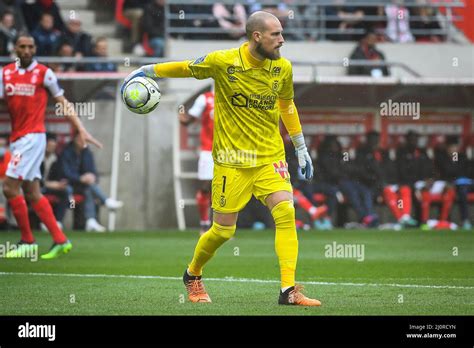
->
xmin=256 ymin=42 xmax=280 ymax=60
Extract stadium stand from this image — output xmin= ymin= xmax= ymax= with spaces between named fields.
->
xmin=0 ymin=0 xmax=472 ymax=231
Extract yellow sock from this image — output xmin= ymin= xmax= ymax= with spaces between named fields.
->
xmin=188 ymin=222 xmax=236 ymax=276
xmin=271 ymin=200 xmax=298 ymax=288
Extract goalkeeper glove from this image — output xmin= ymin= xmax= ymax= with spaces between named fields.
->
xmin=290 ymin=133 xmax=314 ymax=181
xmin=121 ymin=65 xmax=156 ymax=95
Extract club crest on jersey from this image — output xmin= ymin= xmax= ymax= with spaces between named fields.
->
xmin=11 ymin=152 xmax=22 ymax=167
xmin=273 ymin=160 xmax=289 ymax=179
xmin=271 ymin=66 xmax=281 ymax=76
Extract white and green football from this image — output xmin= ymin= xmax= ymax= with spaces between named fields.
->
xmin=122 ymin=76 xmax=161 ymax=115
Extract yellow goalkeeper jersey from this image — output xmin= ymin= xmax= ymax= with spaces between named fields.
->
xmin=188 ymin=42 xmax=294 ymax=168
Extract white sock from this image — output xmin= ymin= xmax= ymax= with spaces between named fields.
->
xmin=281 ymin=286 xmax=292 ymax=293
xmin=187 ymin=268 xmax=198 ymax=277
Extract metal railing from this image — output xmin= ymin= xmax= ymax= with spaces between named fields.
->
xmin=0 ymin=56 xmax=421 ymax=78
xmin=163 ymin=0 xmax=465 ymax=41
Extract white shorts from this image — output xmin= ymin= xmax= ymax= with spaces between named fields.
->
xmin=197 ymin=151 xmax=214 ymax=181
xmin=6 ymin=133 xmax=46 ymax=181
xmin=414 ymin=180 xmax=447 ymax=194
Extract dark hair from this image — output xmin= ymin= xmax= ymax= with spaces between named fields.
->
xmin=40 ymin=12 xmax=54 ymax=20
xmin=1 ymin=10 xmax=14 ymax=19
xmin=46 ymin=133 xmax=57 ymax=141
xmin=445 ymin=135 xmax=459 ymax=146
xmin=367 ymin=130 xmax=380 ymax=138
xmin=14 ymin=32 xmax=35 ymax=45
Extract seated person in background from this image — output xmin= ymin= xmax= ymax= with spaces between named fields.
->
xmin=142 ymin=0 xmax=166 ymax=57
xmin=0 ymin=11 xmax=17 ymax=57
xmin=410 ymin=0 xmax=443 ymax=42
xmin=122 ymin=0 xmax=150 ymax=52
xmin=324 ymin=5 xmax=366 ymax=41
xmin=60 ymin=133 xmax=123 ymax=232
xmin=0 ymin=0 xmax=27 ymax=32
xmin=398 ymin=131 xmax=455 ymax=229
xmin=22 ymin=0 xmax=65 ymax=33
xmin=83 ymin=37 xmax=117 ymax=72
xmin=348 ymin=30 xmax=389 ymax=77
xmin=31 ymin=12 xmax=62 ymax=56
xmin=49 ymin=42 xmax=75 ymax=72
xmin=357 ymin=131 xmax=416 ymax=227
xmin=435 ymin=135 xmax=472 ymax=230
xmin=40 ymin=133 xmax=70 ymax=229
xmin=384 ymin=0 xmax=414 ymax=43
xmin=60 ymin=17 xmax=92 ymax=57
xmin=318 ymin=135 xmax=378 ymax=228
xmin=213 ymin=3 xmax=247 ymax=39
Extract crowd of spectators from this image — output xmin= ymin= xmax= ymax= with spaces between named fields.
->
xmin=284 ymin=131 xmax=474 ymax=231
xmin=116 ymin=0 xmax=448 ymax=57
xmin=0 ymin=0 xmax=116 ymax=72
xmin=0 ymin=0 xmax=451 ymax=62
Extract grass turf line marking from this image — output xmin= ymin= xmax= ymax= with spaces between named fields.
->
xmin=0 ymin=271 xmax=473 ymax=290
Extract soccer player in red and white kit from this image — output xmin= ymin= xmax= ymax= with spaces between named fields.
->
xmin=1 ymin=34 xmax=102 ymax=259
xmin=179 ymin=88 xmax=214 ymax=234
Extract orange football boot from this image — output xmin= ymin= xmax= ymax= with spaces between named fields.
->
xmin=278 ymin=285 xmax=321 ymax=306
xmin=183 ymin=270 xmax=212 ymax=303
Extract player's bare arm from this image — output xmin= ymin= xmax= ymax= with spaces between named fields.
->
xmin=54 ymin=95 xmax=103 ymax=149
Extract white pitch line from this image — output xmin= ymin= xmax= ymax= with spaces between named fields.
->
xmin=0 ymin=271 xmax=473 ymax=290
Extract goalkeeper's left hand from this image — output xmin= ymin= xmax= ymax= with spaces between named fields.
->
xmin=121 ymin=65 xmax=157 ymax=95
xmin=290 ymin=133 xmax=314 ymax=181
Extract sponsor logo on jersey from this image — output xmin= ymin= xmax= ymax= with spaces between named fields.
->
xmin=5 ymin=83 xmax=36 ymax=96
xmin=231 ymin=93 xmax=248 ymax=107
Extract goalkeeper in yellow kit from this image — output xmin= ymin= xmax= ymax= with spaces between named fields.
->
xmin=123 ymin=11 xmax=321 ymax=306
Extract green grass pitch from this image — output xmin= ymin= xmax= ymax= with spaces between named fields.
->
xmin=0 ymin=229 xmax=472 ymax=315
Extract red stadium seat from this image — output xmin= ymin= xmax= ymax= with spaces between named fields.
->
xmin=468 ymin=192 xmax=474 ymax=202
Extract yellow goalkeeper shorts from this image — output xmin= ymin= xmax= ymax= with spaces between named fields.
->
xmin=211 ymin=160 xmax=293 ymax=213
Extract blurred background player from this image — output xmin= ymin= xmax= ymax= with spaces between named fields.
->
xmin=397 ymin=131 xmax=455 ymax=229
xmin=434 ymin=135 xmax=472 ymax=230
xmin=0 ymin=33 xmax=101 ymax=259
xmin=356 ymin=131 xmax=416 ymax=227
xmin=317 ymin=135 xmax=379 ymax=228
xmin=179 ymin=87 xmax=214 ymax=235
